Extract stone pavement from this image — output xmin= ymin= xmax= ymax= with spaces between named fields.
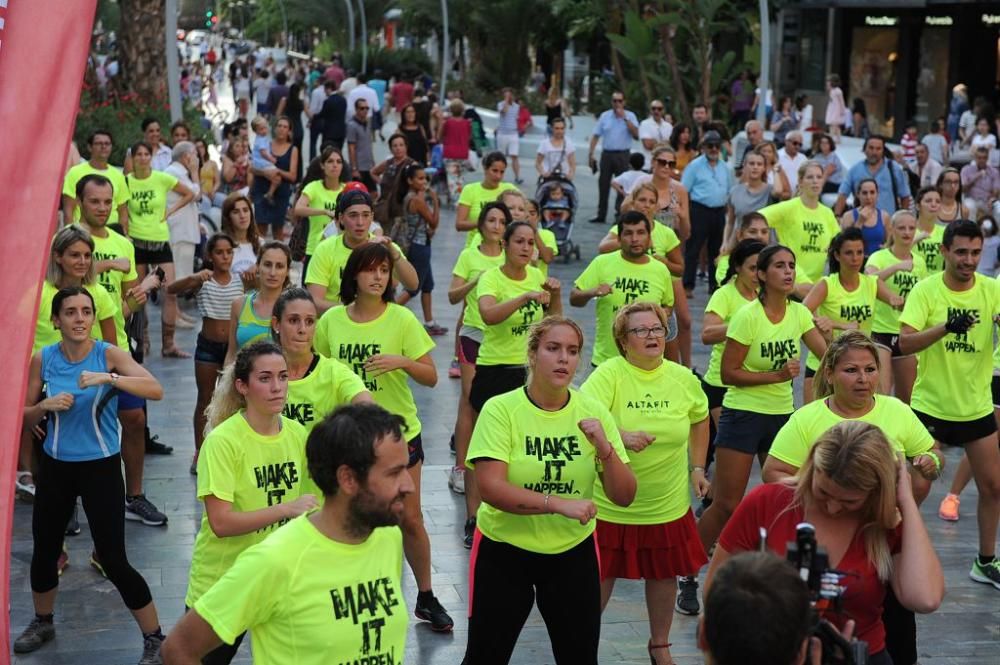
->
xmin=10 ymin=107 xmax=1000 ymax=664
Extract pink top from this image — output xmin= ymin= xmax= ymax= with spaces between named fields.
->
xmin=441 ymin=117 xmax=472 ymax=160
xmin=825 ymin=87 xmax=846 ymax=126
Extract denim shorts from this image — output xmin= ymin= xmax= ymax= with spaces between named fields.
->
xmin=194 ymin=334 xmax=228 ymax=365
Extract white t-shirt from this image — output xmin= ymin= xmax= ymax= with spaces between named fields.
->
xmin=612 ymin=169 xmax=646 ymax=194
xmin=778 ymin=149 xmax=807 ymax=192
xmin=253 ymin=77 xmax=272 ymax=101
xmin=638 ymin=118 xmax=673 ymax=169
xmin=536 ymin=137 xmax=576 ymax=176
xmin=165 ymin=162 xmax=201 ymax=245
xmin=235 ymin=77 xmax=251 ymax=101
xmin=231 ymin=242 xmax=257 ymax=278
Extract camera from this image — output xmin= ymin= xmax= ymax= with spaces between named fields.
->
xmin=785 ymin=523 xmax=869 ymax=665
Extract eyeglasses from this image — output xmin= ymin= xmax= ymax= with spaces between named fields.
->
xmin=788 ymin=141 xmax=802 ymax=147
xmin=627 ymin=325 xmax=667 ymax=339
xmin=612 ymin=98 xmax=624 ymax=104
xmin=654 ymin=158 xmax=676 ymax=167
xmin=357 ymin=106 xmax=369 ymax=111
xmin=650 ymin=106 xmax=663 ymax=111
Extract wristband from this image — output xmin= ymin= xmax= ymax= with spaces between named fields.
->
xmin=924 ymin=451 xmax=942 ymax=472
xmin=689 ymin=465 xmax=706 ymax=474
xmin=543 ymin=493 xmax=552 ymax=513
xmin=598 ymin=447 xmax=614 ymax=462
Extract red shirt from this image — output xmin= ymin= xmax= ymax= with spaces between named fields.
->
xmin=719 ymin=484 xmax=901 ymax=655
xmin=324 ymin=65 xmax=345 ymax=88
xmin=391 ymin=81 xmax=414 ymax=112
xmin=441 ymin=117 xmax=472 ymax=160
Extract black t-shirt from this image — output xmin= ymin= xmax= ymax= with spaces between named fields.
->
xmin=319 ymin=94 xmax=347 ymax=141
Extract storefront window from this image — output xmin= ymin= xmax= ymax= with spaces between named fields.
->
xmin=849 ymin=27 xmax=899 ymax=135
xmin=915 ymin=27 xmax=950 ymax=131
xmin=798 ymin=10 xmax=827 ymax=91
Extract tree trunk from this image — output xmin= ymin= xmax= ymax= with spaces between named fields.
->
xmin=119 ymin=0 xmax=168 ymax=102
xmin=659 ymin=23 xmax=689 ymax=120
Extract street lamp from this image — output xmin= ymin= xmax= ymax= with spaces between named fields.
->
xmin=355 ymin=0 xmax=367 ymax=73
xmin=343 ymin=0 xmax=355 ymax=52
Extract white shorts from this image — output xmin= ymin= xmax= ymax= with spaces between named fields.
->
xmin=496 ymin=133 xmax=520 ymax=157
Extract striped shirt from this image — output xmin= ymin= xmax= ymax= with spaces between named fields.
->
xmin=197 ymin=276 xmax=244 ymax=320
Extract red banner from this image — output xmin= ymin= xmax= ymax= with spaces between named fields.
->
xmin=0 ymin=0 xmax=98 ymax=656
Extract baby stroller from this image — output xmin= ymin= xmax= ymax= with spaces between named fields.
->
xmin=536 ymin=173 xmax=581 ymax=263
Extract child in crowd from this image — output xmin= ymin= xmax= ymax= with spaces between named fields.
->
xmin=977 ymin=216 xmax=1000 ymax=276
xmin=250 ymin=116 xmax=279 ymax=202
xmin=611 ymin=152 xmax=647 ymax=197
xmin=901 ymin=119 xmax=919 ymax=169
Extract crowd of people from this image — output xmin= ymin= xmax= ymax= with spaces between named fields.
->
xmin=11 ymin=45 xmax=1000 ymax=665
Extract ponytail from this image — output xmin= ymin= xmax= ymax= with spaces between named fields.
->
xmin=204 ymin=341 xmax=284 ymax=430
xmin=721 ymin=239 xmax=766 ymax=286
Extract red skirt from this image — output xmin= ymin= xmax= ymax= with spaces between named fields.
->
xmin=596 ymin=510 xmax=708 ymax=580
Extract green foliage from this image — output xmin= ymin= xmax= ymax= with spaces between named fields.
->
xmin=73 ymin=87 xmax=210 ymax=165
xmin=341 ymin=47 xmax=434 ymax=80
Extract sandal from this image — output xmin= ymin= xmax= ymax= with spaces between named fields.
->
xmin=162 ymin=347 xmax=192 ymax=359
xmin=648 ymin=641 xmax=673 ymax=665
xmin=15 ymin=471 xmax=35 ymax=501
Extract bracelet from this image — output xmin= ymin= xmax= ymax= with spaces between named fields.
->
xmin=598 ymin=447 xmax=614 ymax=462
xmin=543 ymin=493 xmax=552 ymax=513
xmin=923 ymin=451 xmax=942 ymax=472
xmin=689 ymin=465 xmax=706 ymax=474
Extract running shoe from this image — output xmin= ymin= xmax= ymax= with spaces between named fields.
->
xmin=938 ymin=493 xmax=960 ymax=522
xmin=90 ymin=550 xmax=107 ymax=578
xmin=65 ymin=505 xmax=81 ymax=536
xmin=414 ymin=593 xmax=454 ymax=632
xmin=15 ymin=471 xmax=35 ymax=501
xmin=448 ymin=359 xmax=461 ymax=378
xmin=970 ymin=557 xmax=1000 ymax=590
xmin=675 ymin=576 xmax=700 ymax=615
xmin=57 ymin=546 xmax=69 ymax=576
xmin=463 ymin=518 xmax=476 ymax=550
xmin=448 ymin=466 xmax=465 ymax=494
xmin=138 ymin=633 xmax=164 ymax=665
xmin=145 ymin=434 xmax=174 ymax=455
xmin=423 ymin=322 xmax=449 ymax=336
xmin=13 ymin=616 xmax=55 ymax=653
xmin=449 ymin=432 xmax=456 ymax=455
xmin=514 ymin=178 xmax=524 ymax=185
xmin=125 ymin=495 xmax=168 ymax=526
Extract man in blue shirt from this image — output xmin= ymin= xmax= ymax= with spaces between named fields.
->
xmin=834 ymin=135 xmax=912 ymax=215
xmin=369 ymin=69 xmax=388 ymax=141
xmin=680 ymin=130 xmax=733 ymax=293
xmin=588 ymin=91 xmax=639 ymax=223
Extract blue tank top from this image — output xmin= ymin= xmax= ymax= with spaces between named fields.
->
xmin=852 ymin=208 xmax=886 ymax=257
xmin=235 ymin=291 xmax=271 ymax=348
xmin=41 ymin=341 xmax=121 ymax=461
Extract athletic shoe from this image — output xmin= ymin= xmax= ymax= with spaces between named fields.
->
xmin=970 ymin=557 xmax=1000 ymax=590
xmin=145 ymin=434 xmax=174 ymax=455
xmin=514 ymin=177 xmax=524 ymax=185
xmin=414 ymin=593 xmax=454 ymax=632
xmin=57 ymin=546 xmax=69 ymax=576
xmin=138 ymin=633 xmax=164 ymax=665
xmin=938 ymin=493 xmax=960 ymax=522
xmin=65 ymin=505 xmax=81 ymax=536
xmin=90 ymin=550 xmax=107 ymax=578
xmin=423 ymin=322 xmax=449 ymax=336
xmin=125 ymin=495 xmax=168 ymax=526
xmin=448 ymin=466 xmax=465 ymax=494
xmin=448 ymin=359 xmax=461 ymax=379
xmin=675 ymin=576 xmax=700 ymax=615
xmin=463 ymin=518 xmax=476 ymax=550
xmin=190 ymin=455 xmax=198 ymax=476
xmin=15 ymin=471 xmax=35 ymax=501
xmin=449 ymin=433 xmax=456 ymax=455
xmin=13 ymin=617 xmax=55 ymax=653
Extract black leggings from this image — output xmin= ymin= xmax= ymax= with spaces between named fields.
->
xmin=462 ymin=531 xmax=601 ymax=665
xmin=31 ymin=452 xmax=152 ymax=610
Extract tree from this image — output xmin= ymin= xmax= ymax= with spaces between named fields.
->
xmin=118 ymin=0 xmax=168 ymax=101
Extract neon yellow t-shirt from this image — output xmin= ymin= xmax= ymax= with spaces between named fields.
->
xmin=867 ymin=248 xmax=927 ymax=334
xmin=88 ymin=228 xmax=138 ymax=349
xmin=283 ymin=355 xmax=367 ymax=433
xmin=301 ymin=181 xmax=344 ymax=256
xmin=476 ymin=265 xmax=547 ymax=366
xmin=186 ymin=413 xmax=309 ymax=607
xmin=125 ymin=171 xmax=178 ymax=242
xmin=582 ymin=358 xmax=708 ymax=524
xmin=305 ymin=234 xmax=404 ymax=304
xmin=194 ymin=516 xmax=407 ymax=665
xmin=805 ymin=273 xmax=879 ymax=371
xmin=898 ymin=273 xmax=1000 ymax=421
xmin=760 ymin=197 xmax=840 ymax=284
xmin=458 ymin=181 xmax=518 ymax=247
xmin=314 ymin=303 xmax=434 ymax=439
xmin=703 ymin=282 xmax=755 ymax=388
xmin=769 ymin=395 xmax=933 ymax=469
xmin=452 ymin=246 xmax=505 ymax=331
xmin=535 ymin=227 xmax=559 ymax=278
xmin=574 ymin=252 xmax=674 ymax=366
xmin=33 ymin=281 xmax=117 ymax=354
xmin=723 ymin=299 xmax=816 ymax=414
xmin=62 ymin=162 xmax=130 ymax=224
xmin=466 ymin=387 xmax=629 ymax=554
xmin=715 ymin=254 xmax=730 ymax=285
xmin=912 ymin=223 xmax=947 ymax=274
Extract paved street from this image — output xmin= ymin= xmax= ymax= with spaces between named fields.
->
xmin=10 ymin=111 xmax=1000 ymax=664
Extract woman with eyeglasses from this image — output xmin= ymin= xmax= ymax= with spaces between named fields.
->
xmin=936 ymin=167 xmax=969 ymax=222
xmin=581 ymin=302 xmax=709 ymax=665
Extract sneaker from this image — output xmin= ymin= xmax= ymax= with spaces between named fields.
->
xmin=65 ymin=505 xmax=81 ymax=536
xmin=90 ymin=550 xmax=107 ymax=578
xmin=449 ymin=433 xmax=456 ymax=455
xmin=138 ymin=633 xmax=164 ymax=665
xmin=675 ymin=576 xmax=700 ymax=615
xmin=13 ymin=617 xmax=55 ymax=653
xmin=514 ymin=177 xmax=524 ymax=185
xmin=448 ymin=359 xmax=461 ymax=379
xmin=463 ymin=517 xmax=476 ymax=550
xmin=57 ymin=546 xmax=69 ymax=576
xmin=15 ymin=471 xmax=35 ymax=501
xmin=969 ymin=557 xmax=1000 ymax=590
xmin=145 ymin=434 xmax=174 ymax=455
xmin=125 ymin=495 xmax=168 ymax=526
xmin=938 ymin=493 xmax=960 ymax=522
xmin=415 ymin=593 xmax=454 ymax=632
xmin=423 ymin=322 xmax=449 ymax=336
xmin=448 ymin=466 xmax=466 ymax=494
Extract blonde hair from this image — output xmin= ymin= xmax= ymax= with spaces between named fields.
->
xmin=629 ymin=181 xmax=658 ymax=207
xmin=612 ymin=302 xmax=669 ymax=357
xmin=526 ymin=316 xmax=584 ymax=383
xmin=886 ymin=209 xmax=916 ymax=249
xmin=204 ymin=341 xmax=284 ymax=430
xmin=794 ymin=421 xmax=899 ymax=581
xmin=813 ymin=330 xmax=881 ymax=400
xmin=498 ymin=188 xmax=527 ymax=207
xmin=47 ymin=226 xmax=97 ymax=286
xmin=795 ymin=160 xmax=824 ymax=197
xmin=651 ymin=143 xmax=676 ymax=161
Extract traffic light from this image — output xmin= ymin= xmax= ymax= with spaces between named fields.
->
xmin=205 ymin=9 xmax=213 ymax=27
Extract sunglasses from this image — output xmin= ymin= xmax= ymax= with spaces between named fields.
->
xmin=650 ymin=106 xmax=663 ymax=111
xmin=788 ymin=141 xmax=802 ymax=146
xmin=654 ymin=158 xmax=676 ymax=167
xmin=612 ymin=98 xmax=624 ymax=104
